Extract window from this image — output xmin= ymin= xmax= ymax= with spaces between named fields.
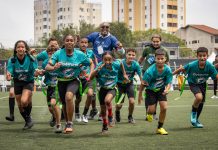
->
xmin=129 ymin=17 xmax=132 ymax=20
xmin=129 ymin=0 xmax=132 ymax=3
xmin=170 ymin=51 xmax=175 ymax=55
xmin=161 ymin=23 xmax=164 ymax=27
xmin=43 ymin=25 xmax=47 ymax=29
xmin=215 ymin=36 xmax=218 ymax=43
xmin=129 ymin=9 xmax=132 ymax=12
xmin=145 ymin=6 xmax=147 ymax=10
xmin=43 ymin=18 xmax=47 ymax=21
xmin=192 ymin=40 xmax=198 ymax=44
xmin=167 ymin=23 xmax=177 ymax=27
xmin=167 ymin=5 xmax=177 ymax=10
xmin=145 ymin=24 xmax=147 ymax=27
xmin=161 ymin=14 xmax=164 ymax=18
xmin=167 ymin=14 xmax=177 ymax=18
xmin=161 ymin=5 xmax=164 ymax=9
xmin=181 ymin=16 xmax=183 ymax=20
xmin=145 ymin=15 xmax=147 ymax=19
xmin=43 ymin=10 xmax=47 ymax=14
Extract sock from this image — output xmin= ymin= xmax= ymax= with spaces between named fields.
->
xmin=158 ymin=122 xmax=164 ymax=129
xmin=9 ymin=97 xmax=15 ymax=116
xmin=83 ymin=107 xmax=89 ymax=116
xmin=103 ymin=118 xmax=108 ymax=125
xmin=108 ymin=105 xmax=113 ymax=117
xmin=24 ymin=102 xmax=32 ymax=116
xmin=20 ymin=111 xmax=27 ymax=122
xmin=128 ymin=114 xmax=132 ymax=118
xmin=192 ymin=105 xmax=197 ymax=112
xmin=197 ymin=103 xmax=204 ymax=119
xmin=75 ymin=106 xmax=80 ymax=114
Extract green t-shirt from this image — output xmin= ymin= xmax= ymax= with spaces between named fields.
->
xmin=141 ymin=45 xmax=169 ymax=72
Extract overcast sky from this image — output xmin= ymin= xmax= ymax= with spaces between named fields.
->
xmin=0 ymin=0 xmax=217 ymax=48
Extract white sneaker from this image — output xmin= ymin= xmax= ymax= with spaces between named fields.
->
xmin=75 ymin=113 xmax=81 ymax=122
xmin=211 ymin=95 xmax=216 ymax=99
xmin=82 ymin=115 xmax=88 ymax=123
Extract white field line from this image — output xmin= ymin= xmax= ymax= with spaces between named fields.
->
xmin=0 ymin=96 xmax=9 ymax=100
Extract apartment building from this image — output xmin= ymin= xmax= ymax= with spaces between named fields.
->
xmin=112 ymin=0 xmax=186 ymax=32
xmin=34 ymin=0 xmax=102 ymax=45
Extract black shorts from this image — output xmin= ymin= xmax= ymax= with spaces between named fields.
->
xmin=145 ymin=88 xmax=167 ymax=106
xmin=58 ymin=79 xmax=80 ymax=104
xmin=76 ymin=78 xmax=93 ymax=99
xmin=98 ymin=87 xmax=116 ymax=105
xmin=117 ymin=82 xmax=135 ymax=103
xmin=46 ymin=86 xmax=56 ymax=106
xmin=189 ymin=83 xmax=206 ymax=102
xmin=14 ymin=81 xmax=34 ymax=95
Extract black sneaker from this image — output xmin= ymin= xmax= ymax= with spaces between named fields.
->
xmin=128 ymin=115 xmax=135 ymax=124
xmin=49 ymin=116 xmax=56 ymax=127
xmin=5 ymin=115 xmax=14 ymax=121
xmin=23 ymin=117 xmax=34 ymax=130
xmin=102 ymin=124 xmax=108 ymax=134
xmin=89 ymin=108 xmax=98 ymax=120
xmin=115 ymin=111 xmax=121 ymax=122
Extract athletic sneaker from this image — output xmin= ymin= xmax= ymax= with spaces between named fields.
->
xmin=5 ymin=115 xmax=14 ymax=121
xmin=192 ymin=120 xmax=204 ymax=128
xmin=89 ymin=108 xmax=98 ymax=120
xmin=211 ymin=95 xmax=217 ymax=99
xmin=49 ymin=116 xmax=56 ymax=127
xmin=153 ymin=114 xmax=158 ymax=121
xmin=64 ymin=123 xmax=73 ymax=134
xmin=102 ymin=124 xmax=108 ymax=134
xmin=98 ymin=115 xmax=103 ymax=121
xmin=55 ymin=124 xmax=62 ymax=133
xmin=23 ymin=116 xmax=34 ymax=130
xmin=82 ymin=115 xmax=88 ymax=123
xmin=115 ymin=111 xmax=121 ymax=122
xmin=128 ymin=115 xmax=135 ymax=124
xmin=190 ymin=111 xmax=197 ymax=125
xmin=108 ymin=116 xmax=115 ymax=127
xmin=75 ymin=113 xmax=82 ymax=122
xmin=146 ymin=114 xmax=153 ymax=122
xmin=156 ymin=128 xmax=168 ymax=135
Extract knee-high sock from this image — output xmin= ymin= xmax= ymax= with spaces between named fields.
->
xmin=197 ymin=103 xmax=204 ymax=119
xmin=9 ymin=97 xmax=15 ymax=116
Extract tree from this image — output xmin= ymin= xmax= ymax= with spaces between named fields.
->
xmin=109 ymin=22 xmax=133 ymax=47
xmin=132 ymin=29 xmax=185 ymax=47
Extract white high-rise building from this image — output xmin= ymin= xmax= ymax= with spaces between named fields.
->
xmin=34 ymin=0 xmax=102 ymax=45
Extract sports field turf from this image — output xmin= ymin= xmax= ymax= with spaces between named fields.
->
xmin=0 ymin=90 xmax=218 ymax=150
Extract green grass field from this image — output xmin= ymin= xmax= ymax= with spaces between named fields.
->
xmin=0 ymin=90 xmax=218 ymax=150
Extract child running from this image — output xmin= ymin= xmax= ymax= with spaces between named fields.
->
xmin=74 ymin=37 xmax=95 ymax=123
xmin=115 ymin=48 xmax=142 ymax=124
xmin=41 ymin=46 xmax=62 ymax=133
xmin=173 ymin=47 xmax=218 ymax=128
xmin=90 ymin=51 xmax=128 ymax=134
xmin=138 ymin=49 xmax=172 ymax=135
xmin=6 ymin=40 xmax=38 ymax=130
xmin=45 ymin=34 xmax=91 ymax=134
